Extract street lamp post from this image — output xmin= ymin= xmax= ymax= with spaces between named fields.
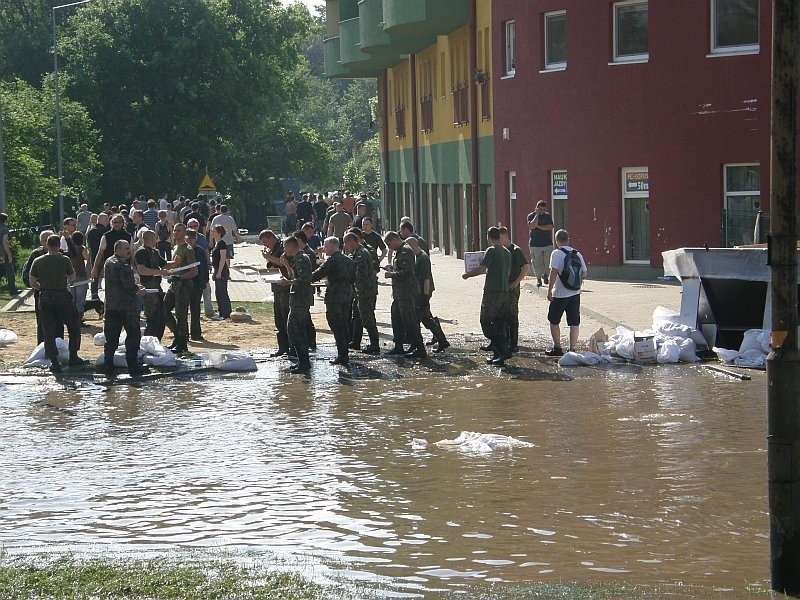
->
xmin=52 ymin=0 xmax=94 ymax=225
xmin=0 ymin=103 xmax=6 ymax=214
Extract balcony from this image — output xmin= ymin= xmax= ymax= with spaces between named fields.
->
xmin=323 ymin=36 xmax=351 ymax=78
xmin=382 ymin=0 xmax=468 ymax=38
xmin=358 ymin=0 xmax=433 ymax=55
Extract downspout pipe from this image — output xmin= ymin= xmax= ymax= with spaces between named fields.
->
xmin=468 ymin=0 xmax=480 ymax=251
xmin=380 ymin=69 xmax=392 ymax=228
xmin=410 ymin=54 xmax=421 ymax=228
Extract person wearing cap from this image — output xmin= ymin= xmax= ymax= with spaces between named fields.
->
xmin=163 ymin=223 xmax=197 ymax=354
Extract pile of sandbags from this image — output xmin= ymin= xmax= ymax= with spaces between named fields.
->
xmin=713 ymin=329 xmax=770 ymax=368
xmin=93 ymin=334 xmax=177 ymax=368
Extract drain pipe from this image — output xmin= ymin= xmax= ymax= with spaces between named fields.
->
xmin=468 ymin=0 xmax=480 ymax=251
xmin=410 ymin=54 xmax=421 ymax=228
xmin=379 ymin=69 xmax=391 ymax=228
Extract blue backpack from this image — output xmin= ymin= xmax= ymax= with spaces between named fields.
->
xmin=559 ymin=248 xmax=584 ymax=291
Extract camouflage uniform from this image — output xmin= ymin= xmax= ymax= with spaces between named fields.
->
xmin=287 ymin=252 xmax=313 ymax=370
xmin=390 ymin=244 xmax=423 ymax=353
xmin=351 ymin=244 xmax=379 ymax=350
xmin=312 ymin=250 xmax=355 ymax=363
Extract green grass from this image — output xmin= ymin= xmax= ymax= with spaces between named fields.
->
xmin=0 ymin=554 xmax=322 ymax=599
xmin=0 ymin=553 xmax=777 ymax=599
xmin=0 ymin=247 xmax=30 ymax=303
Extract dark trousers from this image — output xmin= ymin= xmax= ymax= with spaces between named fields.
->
xmin=104 ymin=309 xmax=142 ymax=370
xmin=288 ymin=304 xmax=311 ymax=367
xmin=164 ymin=280 xmax=191 ymax=339
xmin=40 ymin=289 xmax=80 ymax=363
xmin=157 ymin=240 xmax=172 ymax=262
xmin=3 ymin=261 xmax=17 ymax=294
xmin=392 ymin=297 xmax=423 ymax=350
xmin=416 ymin=295 xmax=447 ymax=344
xmin=214 ymin=275 xmax=232 ymax=319
xmin=189 ymin=281 xmax=204 ymax=339
xmin=326 ymin=301 xmax=352 ymax=361
xmin=506 ymin=286 xmax=521 ymax=348
xmin=273 ymin=287 xmax=290 ymax=351
xmin=142 ymin=290 xmax=166 ymax=340
xmin=480 ymin=291 xmax=510 ymax=355
xmin=351 ymin=292 xmax=379 ymax=347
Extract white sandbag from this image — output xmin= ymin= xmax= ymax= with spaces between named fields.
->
xmin=142 ymin=352 xmax=175 ymax=367
xmin=652 ymin=305 xmax=680 ymax=324
xmin=0 ymin=328 xmax=18 ymax=346
xmin=433 ymin=431 xmax=535 ymax=453
xmin=740 ymin=329 xmax=770 ymax=354
xmin=654 ymin=320 xmax=693 ymax=339
xmin=559 ymin=351 xmax=602 ymax=366
xmin=713 ymin=347 xmax=740 ymax=364
xmin=140 ymin=335 xmax=167 ymax=355
xmin=735 ymin=348 xmax=767 ymax=368
xmin=609 ymin=326 xmax=636 ymax=359
xmin=202 ymin=351 xmax=257 ymax=372
xmin=23 ymin=339 xmax=69 ymax=368
xmin=677 ymin=338 xmax=700 ymax=363
xmin=657 ymin=338 xmax=681 ymax=364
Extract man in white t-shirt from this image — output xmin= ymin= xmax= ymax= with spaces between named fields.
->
xmin=210 ymin=204 xmax=242 ymax=258
xmin=545 ymin=229 xmax=587 ymax=356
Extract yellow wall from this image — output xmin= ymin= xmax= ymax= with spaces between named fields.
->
xmin=386 ymin=0 xmax=493 ymax=153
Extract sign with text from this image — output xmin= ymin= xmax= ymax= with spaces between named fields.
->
xmin=552 ymin=171 xmax=568 ymax=198
xmin=625 ymin=170 xmax=649 ymax=193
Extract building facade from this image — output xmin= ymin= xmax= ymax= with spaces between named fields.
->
xmin=492 ymin=0 xmax=775 ymax=276
xmin=325 ymin=0 xmax=496 ymax=256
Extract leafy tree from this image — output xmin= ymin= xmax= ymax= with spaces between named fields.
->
xmin=0 ymin=0 xmax=54 ymax=86
xmin=58 ymin=0 xmax=322 ymax=203
xmin=0 ymin=78 xmax=101 ymax=224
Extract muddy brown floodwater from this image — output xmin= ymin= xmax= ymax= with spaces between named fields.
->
xmin=0 ymin=351 xmax=769 ymax=596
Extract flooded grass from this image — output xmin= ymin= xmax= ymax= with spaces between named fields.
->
xmin=0 ymin=553 xmax=322 ymax=599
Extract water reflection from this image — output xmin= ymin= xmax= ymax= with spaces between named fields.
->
xmin=0 ymin=358 xmax=769 ymax=594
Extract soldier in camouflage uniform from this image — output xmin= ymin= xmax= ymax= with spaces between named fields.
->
xmin=343 ymin=231 xmax=380 ymax=355
xmin=383 ymin=231 xmax=425 ymax=359
xmin=311 ymin=237 xmax=355 ymax=366
xmin=278 ymin=237 xmax=313 ymax=374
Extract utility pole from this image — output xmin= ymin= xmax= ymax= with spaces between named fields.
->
xmin=0 ymin=102 xmax=6 ymax=213
xmin=767 ymin=0 xmax=800 ymax=595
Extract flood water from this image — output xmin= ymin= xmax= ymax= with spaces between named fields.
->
xmin=0 ymin=352 xmax=769 ymax=596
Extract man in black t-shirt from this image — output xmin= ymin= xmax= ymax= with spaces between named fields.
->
xmin=527 ymin=200 xmax=554 ymax=288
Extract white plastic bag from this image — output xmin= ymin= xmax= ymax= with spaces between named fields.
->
xmin=656 ymin=338 xmax=681 ymax=363
xmin=735 ymin=348 xmax=767 ymax=368
xmin=203 ymin=352 xmax=257 ymax=372
xmin=0 ymin=328 xmax=18 ymax=346
xmin=23 ymin=339 xmax=69 ymax=368
xmin=740 ymin=329 xmax=770 ymax=354
xmin=143 ymin=350 xmax=176 ymax=367
xmin=610 ymin=326 xmax=636 ymax=360
xmin=559 ymin=351 xmax=602 ymax=366
xmin=677 ymin=338 xmax=699 ymax=363
xmin=713 ymin=347 xmax=739 ymax=364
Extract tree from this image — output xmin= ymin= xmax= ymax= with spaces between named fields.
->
xmin=58 ymin=0 xmax=324 ymax=203
xmin=0 ymin=0 xmax=54 ymax=86
xmin=0 ymin=78 xmax=101 ymax=225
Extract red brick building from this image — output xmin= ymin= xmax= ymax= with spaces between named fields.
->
xmin=492 ymin=0 xmax=776 ymax=277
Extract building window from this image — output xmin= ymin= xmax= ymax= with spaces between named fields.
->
xmin=453 ymin=82 xmax=469 ymax=126
xmin=544 ymin=11 xmax=567 ymax=70
xmin=711 ymin=0 xmax=759 ymax=54
xmin=613 ymin=1 xmax=648 ymax=63
xmin=503 ymin=20 xmax=516 ymax=76
xmin=480 ymin=75 xmax=491 ymax=121
xmin=722 ymin=163 xmax=761 ymax=246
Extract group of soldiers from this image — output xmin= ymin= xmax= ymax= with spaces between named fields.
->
xmin=23 ymin=196 xmax=235 ymax=376
xmin=258 ymin=217 xmax=453 ymax=374
xmin=257 ymin=217 xmax=533 ymax=373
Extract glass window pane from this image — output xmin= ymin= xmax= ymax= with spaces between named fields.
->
xmin=715 ymin=0 xmax=759 ymax=48
xmin=616 ymin=2 xmax=648 ymax=57
xmin=546 ymin=13 xmax=567 ymax=66
xmin=726 ymin=165 xmax=760 ymax=192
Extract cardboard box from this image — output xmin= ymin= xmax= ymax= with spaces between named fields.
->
xmin=464 ymin=251 xmax=485 ymax=273
xmin=633 ymin=333 xmax=657 ymax=363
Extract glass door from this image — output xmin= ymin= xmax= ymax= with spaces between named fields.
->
xmin=622 ymin=167 xmax=650 ymax=263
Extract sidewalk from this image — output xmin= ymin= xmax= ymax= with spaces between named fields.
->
xmin=229 ymin=243 xmax=681 ymax=349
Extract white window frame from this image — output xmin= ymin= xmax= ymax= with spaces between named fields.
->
xmin=709 ymin=0 xmax=760 ymax=57
xmin=612 ymin=0 xmax=649 ymax=64
xmin=723 ymin=163 xmax=760 ymax=209
xmin=543 ymin=11 xmax=567 ymax=71
xmin=503 ymin=20 xmax=516 ymax=78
